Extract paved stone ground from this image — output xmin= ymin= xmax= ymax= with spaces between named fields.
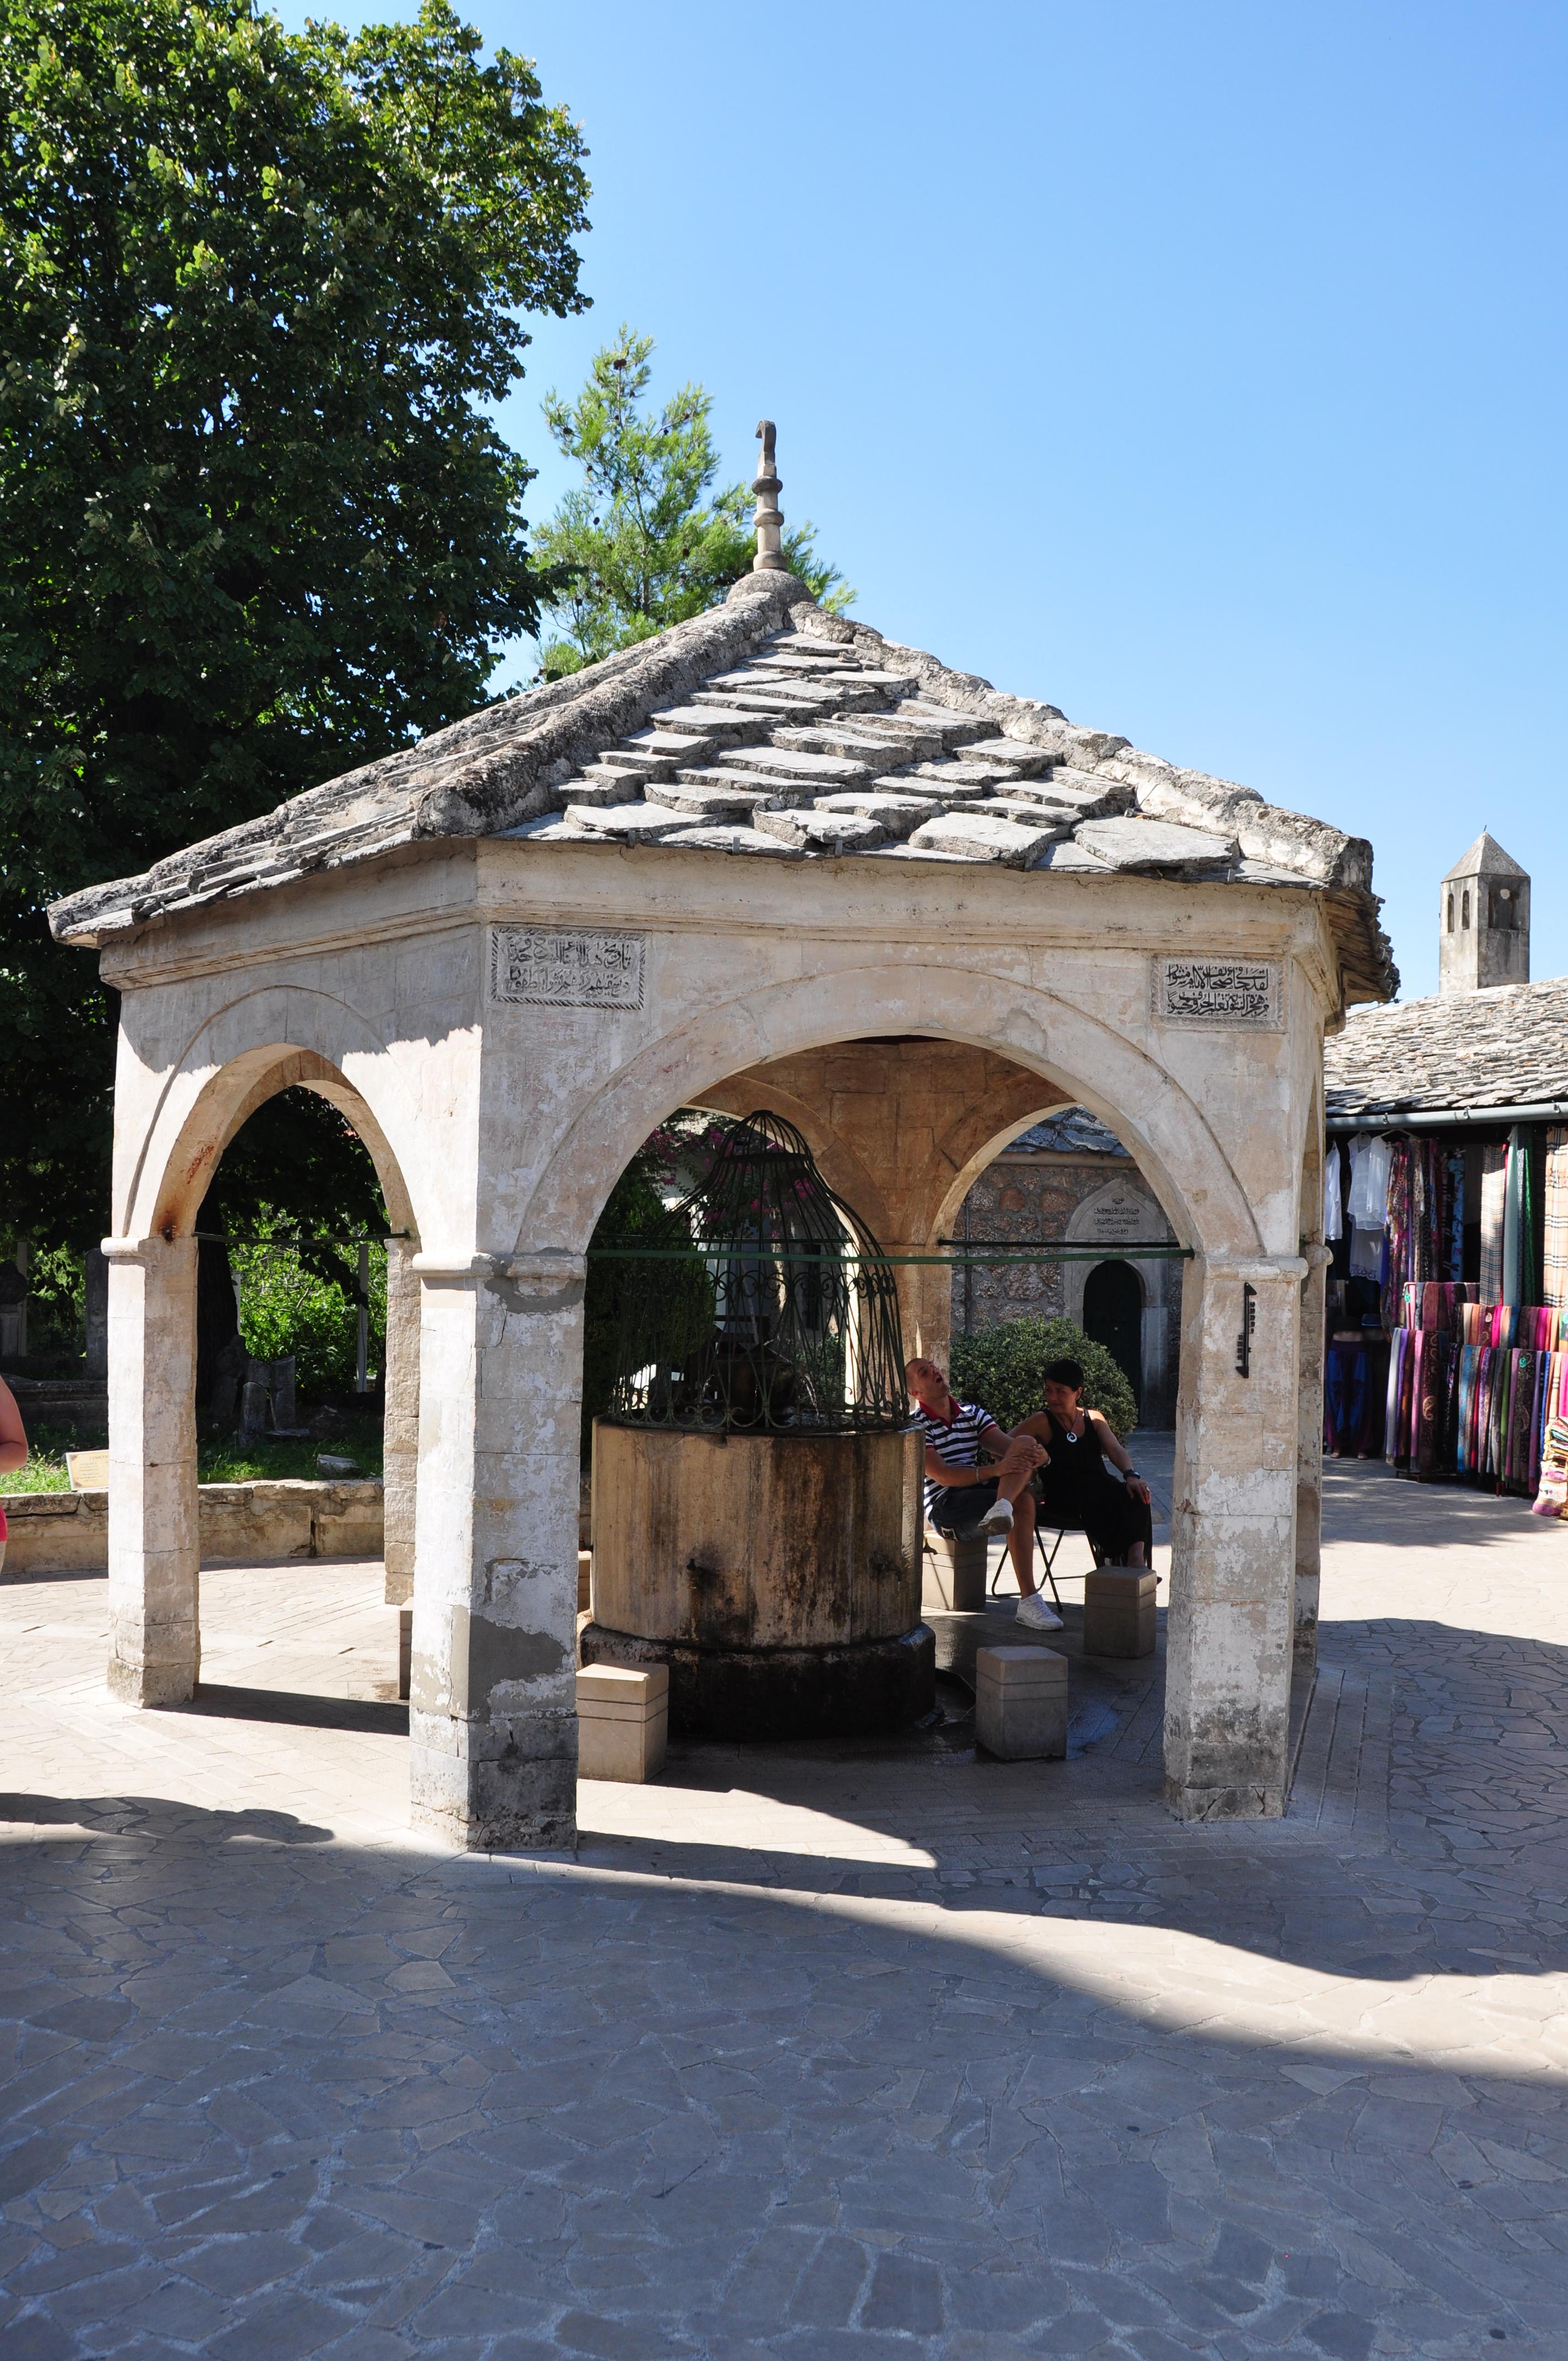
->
xmin=3 ymin=1460 xmax=1568 ymax=2358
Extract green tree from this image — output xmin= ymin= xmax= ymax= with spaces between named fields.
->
xmin=1 ymin=0 xmax=590 ymax=1242
xmin=533 ymin=328 xmax=851 ymax=678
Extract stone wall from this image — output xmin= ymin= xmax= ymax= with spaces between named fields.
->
xmin=1 ymin=1478 xmax=384 ymax=1577
xmin=950 ymin=1145 xmax=1182 ymax=1425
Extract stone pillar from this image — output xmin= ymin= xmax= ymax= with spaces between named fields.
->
xmin=1294 ymin=1245 xmax=1331 ymax=1678
xmin=1163 ymin=1253 xmax=1304 ymax=1821
xmin=407 ymin=1250 xmax=583 ymax=1851
xmin=896 ymin=1252 xmax=952 ymax=1372
xmin=382 ymin=1238 xmax=420 ymax=1608
xmin=103 ymin=1236 xmax=200 ymax=1705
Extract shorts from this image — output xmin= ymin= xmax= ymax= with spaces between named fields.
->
xmin=925 ymin=1479 xmax=1001 ymax=1538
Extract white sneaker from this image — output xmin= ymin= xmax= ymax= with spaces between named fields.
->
xmin=1015 ymin=1592 xmax=1064 ymax=1632
xmin=980 ymin=1496 xmax=1014 ymax=1535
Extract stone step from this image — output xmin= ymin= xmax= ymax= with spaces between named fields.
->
xmin=753 ymin=807 xmax=888 ymax=853
xmin=648 ymin=705 xmax=774 ymax=742
xmin=904 ymin=758 xmax=1038 ymax=790
xmin=714 ymin=665 xmax=892 ymax=711
xmin=870 ymin=770 xmax=992 ymax=802
xmin=968 ymin=798 xmax=1079 ymax=833
xmin=618 ymin=727 xmax=720 ymax=764
xmin=953 ymin=737 xmax=1054 ymax=776
xmin=771 ymin=723 xmax=943 ymax=765
xmin=908 ymin=811 xmax=1061 ymax=868
xmin=674 ymin=766 xmax=818 ymax=809
xmin=769 ymin=633 xmax=862 ymax=660
xmin=813 ymin=790 xmax=943 ymax=839
xmin=645 ymin=777 xmax=774 ymax=820
xmin=1071 ymin=815 xmax=1239 ymax=875
xmin=689 ymin=687 xmax=840 ymax=717
xmin=586 ymin=749 xmax=668 ymax=779
xmin=894 ymin=703 xmax=990 ymax=744
xmin=720 ymin=744 xmax=876 ymax=787
xmin=562 ymin=801 xmax=692 ymax=839
xmin=551 ymin=772 xmax=646 ymax=808
xmin=747 ymin=652 xmax=870 ymax=676
xmin=655 ymin=823 xmax=804 ymax=859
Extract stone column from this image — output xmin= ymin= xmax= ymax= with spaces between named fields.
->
xmin=895 ymin=1252 xmax=952 ymax=1373
xmin=1163 ymin=1252 xmax=1304 ymax=1821
xmin=103 ymin=1236 xmax=200 ymax=1705
xmin=407 ymin=1250 xmax=583 ymax=1851
xmin=1294 ymin=1245 xmax=1331 ymax=1679
xmin=382 ymin=1238 xmax=420 ymax=1608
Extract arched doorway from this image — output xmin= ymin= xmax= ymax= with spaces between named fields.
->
xmin=1083 ymin=1259 xmax=1144 ymax=1418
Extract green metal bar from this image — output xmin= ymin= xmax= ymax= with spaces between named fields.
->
xmin=587 ymin=1242 xmax=1194 ymax=1267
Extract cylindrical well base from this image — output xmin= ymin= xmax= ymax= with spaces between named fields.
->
xmin=578 ymin=1620 xmax=936 ymax=1741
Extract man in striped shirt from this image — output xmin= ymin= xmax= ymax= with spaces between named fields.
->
xmin=906 ymin=1357 xmax=1061 ymax=1632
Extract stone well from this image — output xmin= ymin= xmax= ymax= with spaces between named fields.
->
xmin=581 ymin=1420 xmax=929 ymax=1738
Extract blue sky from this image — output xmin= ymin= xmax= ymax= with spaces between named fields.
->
xmin=290 ymin=0 xmax=1566 ymax=1000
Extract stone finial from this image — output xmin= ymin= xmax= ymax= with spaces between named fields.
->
xmin=752 ymin=419 xmax=786 ymax=572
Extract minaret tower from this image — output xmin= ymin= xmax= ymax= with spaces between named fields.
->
xmin=1439 ymin=831 xmax=1530 ymax=994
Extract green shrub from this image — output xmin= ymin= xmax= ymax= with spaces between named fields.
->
xmin=950 ymin=1314 xmax=1139 ymax=1438
xmin=231 ymin=1234 xmax=385 ymax=1401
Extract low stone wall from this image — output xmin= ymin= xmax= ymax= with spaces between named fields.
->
xmin=1 ymin=1479 xmax=383 ymax=1576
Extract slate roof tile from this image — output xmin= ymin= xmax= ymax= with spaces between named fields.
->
xmin=1324 ymin=978 xmax=1568 ymax=1120
xmin=48 ymin=568 xmax=1396 ymax=1003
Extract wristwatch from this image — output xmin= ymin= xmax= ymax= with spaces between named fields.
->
xmin=1123 ymin=1468 xmax=1141 ymax=1482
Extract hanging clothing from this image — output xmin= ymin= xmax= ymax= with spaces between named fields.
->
xmin=1479 ymin=1146 xmax=1507 ymax=1304
xmin=1447 ymin=1151 xmax=1466 ymax=1282
xmin=1502 ymin=1127 xmax=1526 ymax=1308
xmin=1323 ymin=1142 xmax=1344 ymax=1242
xmin=1347 ymin=1135 xmax=1392 ymax=1229
xmin=1545 ymin=1129 xmax=1568 ymax=1313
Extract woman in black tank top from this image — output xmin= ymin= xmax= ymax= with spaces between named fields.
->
xmin=1013 ymin=1357 xmax=1151 ymax=1566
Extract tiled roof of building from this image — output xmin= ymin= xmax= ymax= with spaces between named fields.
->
xmin=1004 ymin=1108 xmax=1130 ymax=1157
xmin=49 ymin=570 xmax=1395 ymax=1003
xmin=1324 ymin=976 xmax=1568 ymax=1123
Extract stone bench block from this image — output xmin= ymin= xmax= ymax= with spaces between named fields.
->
xmin=974 ymin=1644 xmax=1068 ymax=1761
xmin=923 ymin=1525 xmax=987 ymax=1614
xmin=578 ymin=1663 xmax=668 ymax=1783
xmin=578 ymin=1549 xmax=592 ymax=1614
xmin=1082 ymin=1568 xmax=1157 ymax=1659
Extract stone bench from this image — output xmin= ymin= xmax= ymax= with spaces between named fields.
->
xmin=974 ymin=1644 xmax=1069 ymax=1761
xmin=922 ymin=1524 xmax=987 ymax=1613
xmin=577 ymin=1663 xmax=668 ymax=1783
xmin=1082 ymin=1568 xmax=1157 ymax=1658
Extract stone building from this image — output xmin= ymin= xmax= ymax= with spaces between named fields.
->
xmin=950 ymin=1107 xmax=1182 ymax=1424
xmin=50 ymin=441 xmax=1395 ymax=1846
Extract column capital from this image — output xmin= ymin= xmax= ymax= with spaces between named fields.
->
xmin=1198 ymin=1252 xmax=1308 ymax=1283
xmin=100 ymin=1234 xmax=192 ymax=1263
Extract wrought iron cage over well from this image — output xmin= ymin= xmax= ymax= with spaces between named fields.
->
xmin=602 ymin=1111 xmax=907 ymax=1434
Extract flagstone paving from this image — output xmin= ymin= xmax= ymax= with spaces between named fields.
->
xmin=3 ymin=1459 xmax=1567 ymax=2358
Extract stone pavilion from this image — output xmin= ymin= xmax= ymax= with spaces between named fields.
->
xmin=50 ymin=436 xmax=1396 ymax=1849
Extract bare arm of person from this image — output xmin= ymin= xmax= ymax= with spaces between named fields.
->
xmin=0 ymin=1379 xmax=29 ymax=1475
xmin=923 ymin=1443 xmax=989 ymax=1486
xmin=1090 ymin=1410 xmax=1150 ymax=1504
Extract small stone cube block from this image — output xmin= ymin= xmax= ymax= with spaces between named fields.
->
xmin=577 ymin=1663 xmax=668 ymax=1783
xmin=974 ymin=1645 xmax=1068 ymax=1761
xmin=924 ymin=1526 xmax=988 ymax=1613
xmin=1082 ymin=1568 xmax=1157 ymax=1659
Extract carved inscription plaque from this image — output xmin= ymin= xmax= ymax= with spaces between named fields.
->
xmin=1153 ymin=955 xmax=1281 ymax=1029
xmin=489 ymin=926 xmax=645 ymax=1010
